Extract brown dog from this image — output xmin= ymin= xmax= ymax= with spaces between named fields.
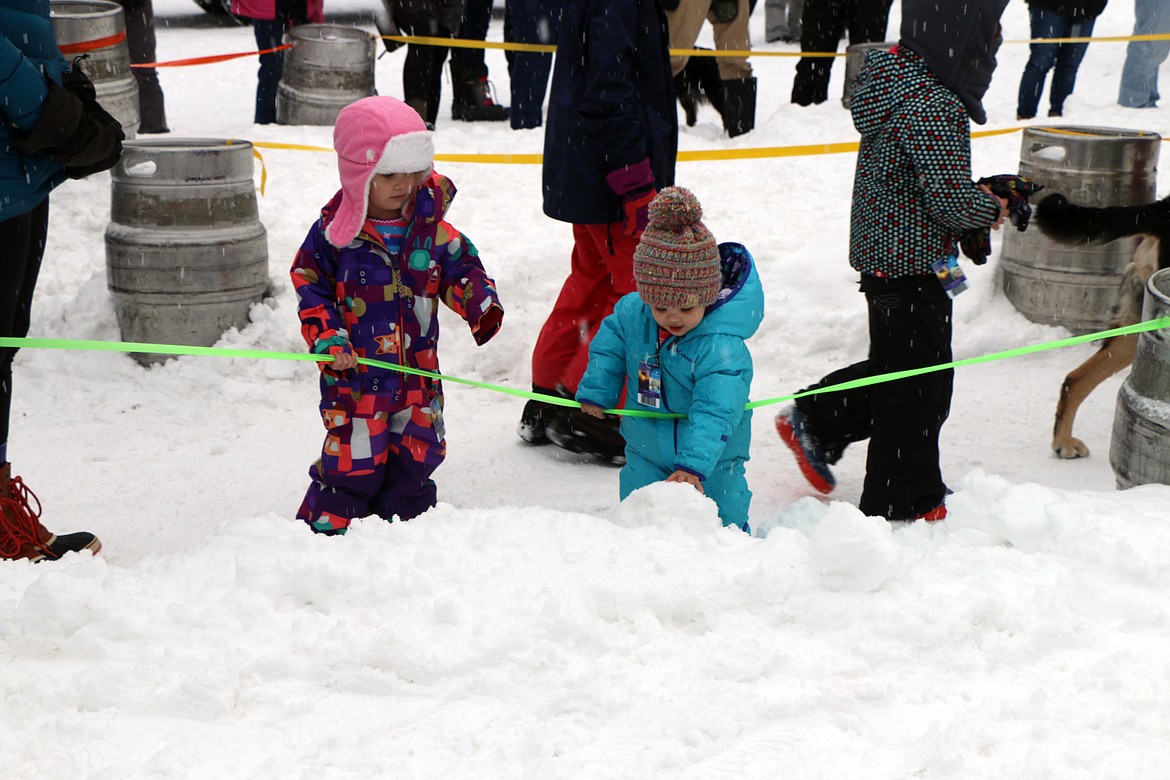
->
xmin=1033 ymin=193 xmax=1169 ymax=458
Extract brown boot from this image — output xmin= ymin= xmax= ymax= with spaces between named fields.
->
xmin=0 ymin=463 xmax=101 ymax=562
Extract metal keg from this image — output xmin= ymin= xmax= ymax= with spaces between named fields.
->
xmin=104 ymin=139 xmax=269 ymax=365
xmin=276 ymin=24 xmax=376 ymax=126
xmin=1110 ymin=269 xmax=1170 ymax=488
xmin=1000 ymin=126 xmax=1161 ymax=334
xmin=841 ymin=41 xmax=894 ymax=110
xmin=50 ymin=0 xmax=140 ymax=138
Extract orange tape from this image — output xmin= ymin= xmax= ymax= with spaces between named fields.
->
xmin=58 ymin=31 xmax=127 ymax=55
xmin=130 ymin=44 xmax=293 ymax=69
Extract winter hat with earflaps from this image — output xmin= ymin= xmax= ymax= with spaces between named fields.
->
xmin=633 ymin=187 xmax=721 ymax=309
xmin=325 ymin=96 xmax=434 ymax=248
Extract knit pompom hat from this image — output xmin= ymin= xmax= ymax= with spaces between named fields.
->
xmin=633 ymin=187 xmax=721 ymax=309
xmin=326 ymin=96 xmax=434 ymax=248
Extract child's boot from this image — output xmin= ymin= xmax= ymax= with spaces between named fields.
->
xmin=0 ymin=463 xmax=101 ymax=562
xmin=546 ymin=408 xmax=627 ymax=466
xmin=775 ymin=405 xmax=835 ymax=494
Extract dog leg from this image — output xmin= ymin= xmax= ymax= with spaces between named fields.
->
xmin=1052 ymin=334 xmax=1138 ymax=458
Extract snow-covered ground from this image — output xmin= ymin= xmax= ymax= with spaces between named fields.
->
xmin=3 ymin=1 xmax=1169 ymax=776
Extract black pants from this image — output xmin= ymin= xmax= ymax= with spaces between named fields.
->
xmin=791 ymin=0 xmax=892 ymax=105
xmin=796 ymin=274 xmax=952 ymax=519
xmin=117 ymin=0 xmax=168 ymax=132
xmin=394 ymin=0 xmax=468 ymax=125
xmin=0 ymin=199 xmax=50 ymax=458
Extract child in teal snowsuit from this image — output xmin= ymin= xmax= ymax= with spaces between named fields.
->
xmin=575 ymin=187 xmax=763 ymax=532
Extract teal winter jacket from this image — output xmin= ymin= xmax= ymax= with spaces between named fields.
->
xmin=1 ymin=0 xmax=69 ymax=218
xmin=577 ymin=243 xmax=764 ymax=481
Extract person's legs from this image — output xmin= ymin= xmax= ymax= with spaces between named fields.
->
xmin=667 ymin=0 xmax=712 ymax=77
xmin=505 ymin=0 xmax=559 ymax=129
xmin=0 ymin=202 xmax=49 ymax=464
xmin=251 ymin=18 xmax=286 ymax=124
xmin=856 ymin=277 xmax=953 ymax=520
xmin=1047 ymin=16 xmax=1095 ymax=115
xmin=530 ymin=223 xmax=636 ymax=395
xmin=0 ymin=201 xmax=100 ymax=561
xmin=1119 ymin=0 xmax=1170 ymax=108
xmin=119 ymin=0 xmax=168 ymax=133
xmin=1016 ymin=6 xmax=1066 ymax=118
xmin=369 ymin=403 xmax=445 ymax=522
xmin=792 ymin=0 xmax=845 ymax=106
xmin=702 ymin=458 xmax=751 ymax=532
xmin=710 ymin=0 xmax=752 ymax=81
xmin=296 ymin=404 xmax=392 ymax=534
xmin=396 ymin=1 xmax=456 ymax=126
xmin=845 ymin=0 xmax=892 ymax=46
xmin=765 ymin=0 xmax=789 ymax=42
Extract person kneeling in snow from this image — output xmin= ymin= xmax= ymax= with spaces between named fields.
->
xmin=573 ymin=187 xmax=763 ymax=533
xmin=291 ymin=96 xmax=504 ymax=535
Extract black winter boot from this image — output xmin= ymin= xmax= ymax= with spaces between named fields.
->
xmin=546 ymin=408 xmax=626 ymax=466
xmin=518 ymin=385 xmax=566 ymax=445
xmin=450 ymin=62 xmax=510 ymax=122
xmin=721 ymin=77 xmax=757 ymax=138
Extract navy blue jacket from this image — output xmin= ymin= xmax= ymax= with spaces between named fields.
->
xmin=1 ymin=0 xmax=69 ymax=219
xmin=542 ymin=0 xmax=678 ymax=225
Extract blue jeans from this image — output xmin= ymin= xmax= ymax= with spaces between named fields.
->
xmin=1017 ymin=6 xmax=1095 ymax=117
xmin=248 ymin=18 xmax=286 ymax=124
xmin=503 ymin=0 xmax=560 ymax=129
xmin=1119 ymin=0 xmax=1170 ymax=108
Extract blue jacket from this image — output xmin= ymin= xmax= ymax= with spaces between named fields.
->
xmin=541 ymin=0 xmax=677 ymax=225
xmin=1 ymin=0 xmax=68 ymax=219
xmin=577 ymin=244 xmax=764 ymax=480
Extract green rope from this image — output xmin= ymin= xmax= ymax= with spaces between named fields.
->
xmin=2 ymin=315 xmax=1168 ymax=420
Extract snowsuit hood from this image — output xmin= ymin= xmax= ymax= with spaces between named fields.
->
xmin=897 ymin=0 xmax=1008 ymax=124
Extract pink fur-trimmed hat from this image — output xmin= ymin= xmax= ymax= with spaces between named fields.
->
xmin=325 ymin=96 xmax=434 ymax=248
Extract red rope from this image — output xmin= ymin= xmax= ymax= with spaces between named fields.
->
xmin=58 ymin=31 xmax=127 ymax=55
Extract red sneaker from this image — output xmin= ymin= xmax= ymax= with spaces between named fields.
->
xmin=916 ymin=504 xmax=948 ymax=522
xmin=775 ymin=406 xmax=835 ymax=494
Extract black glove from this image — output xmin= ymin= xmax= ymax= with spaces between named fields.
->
xmin=14 ymin=57 xmax=124 ymax=179
xmin=959 ymin=175 xmax=1043 ymax=265
xmin=711 ymin=0 xmax=739 ymax=23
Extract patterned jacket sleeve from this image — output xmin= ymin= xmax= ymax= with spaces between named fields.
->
xmin=437 ymin=231 xmax=504 ymax=346
xmin=903 ymin=96 xmax=1002 ymax=233
xmin=290 ymin=221 xmax=350 ymax=357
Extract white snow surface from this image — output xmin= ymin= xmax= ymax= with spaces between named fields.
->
xmin=3 ymin=1 xmax=1169 ymax=777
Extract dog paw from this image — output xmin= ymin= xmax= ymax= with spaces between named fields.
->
xmin=1052 ymin=437 xmax=1090 ymax=459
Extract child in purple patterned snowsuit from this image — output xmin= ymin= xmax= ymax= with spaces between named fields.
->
xmin=292 ymin=96 xmax=503 ymax=535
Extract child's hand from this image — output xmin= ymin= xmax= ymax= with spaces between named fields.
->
xmin=579 ymin=403 xmax=607 ymax=419
xmin=667 ymin=470 xmax=704 ymax=494
xmin=329 ymin=347 xmax=358 ymax=371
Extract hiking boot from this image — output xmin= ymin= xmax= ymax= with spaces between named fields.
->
xmin=546 ymin=408 xmax=626 ymax=466
xmin=518 ymin=385 xmax=568 ymax=445
xmin=0 ymin=464 xmax=101 ymax=562
xmin=775 ymin=405 xmax=835 ymax=494
xmin=450 ymin=63 xmax=509 ymax=122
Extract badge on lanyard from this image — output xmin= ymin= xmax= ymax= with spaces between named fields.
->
xmin=637 ymin=358 xmax=662 ymax=409
xmin=931 ymin=253 xmax=968 ymax=298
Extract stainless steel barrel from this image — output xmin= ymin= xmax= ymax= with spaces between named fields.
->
xmin=50 ymin=0 xmax=139 ymax=138
xmin=1000 ymin=126 xmax=1161 ymax=334
xmin=841 ymin=41 xmax=894 ymax=109
xmin=104 ymin=139 xmax=269 ymax=365
xmin=1111 ymin=268 xmax=1170 ymax=488
xmin=276 ymin=24 xmax=376 ymax=126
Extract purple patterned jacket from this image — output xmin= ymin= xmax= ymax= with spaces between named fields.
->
xmin=292 ymin=172 xmax=503 ymax=414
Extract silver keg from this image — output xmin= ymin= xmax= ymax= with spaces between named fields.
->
xmin=104 ymin=139 xmax=270 ymax=365
xmin=841 ymin=41 xmax=894 ymax=110
xmin=276 ymin=24 xmax=376 ymax=126
xmin=1000 ymin=126 xmax=1161 ymax=334
xmin=50 ymin=0 xmax=140 ymax=138
xmin=1111 ymin=268 xmax=1170 ymax=488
